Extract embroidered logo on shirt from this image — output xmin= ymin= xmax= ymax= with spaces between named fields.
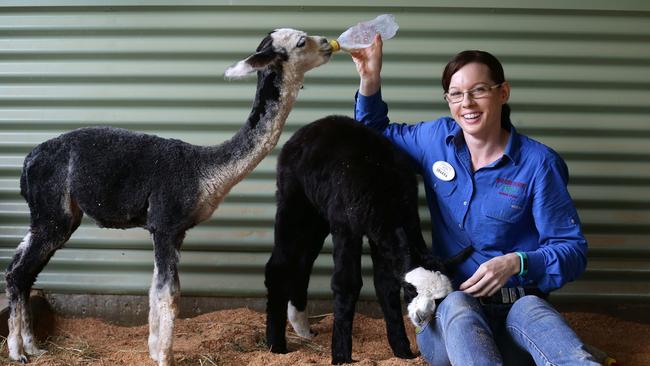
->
xmin=496 ymin=178 xmax=527 ymax=199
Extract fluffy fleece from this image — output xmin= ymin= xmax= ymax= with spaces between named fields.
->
xmin=404 ymin=267 xmax=454 ymax=326
xmin=265 ymin=115 xmax=469 ymax=364
xmin=4 ymin=29 xmax=332 ymax=366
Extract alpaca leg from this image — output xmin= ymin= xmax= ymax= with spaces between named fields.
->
xmin=368 ymin=237 xmax=414 ymax=359
xmin=148 ymin=265 xmax=161 ymax=362
xmin=18 ymin=289 xmax=44 ymax=358
xmin=286 ymin=236 xmax=328 ymax=340
xmin=330 ymin=232 xmax=363 ymax=365
xmin=265 ymin=190 xmax=327 ymax=352
xmin=265 ymin=245 xmax=291 ymax=353
xmin=155 ymin=280 xmax=179 ymax=366
xmin=287 ymin=217 xmax=328 ymax=339
xmin=6 ymin=232 xmax=32 ymax=362
xmin=6 ymin=211 xmax=80 ymax=362
xmin=148 ymin=233 xmax=182 ymax=366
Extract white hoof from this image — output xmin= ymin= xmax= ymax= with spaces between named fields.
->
xmin=8 ymin=345 xmax=29 ymax=364
xmin=10 ymin=353 xmax=29 ymax=364
xmin=157 ymin=353 xmax=176 ymax=366
xmin=8 ymin=336 xmax=27 ymax=363
xmin=287 ymin=301 xmax=315 ymax=339
xmin=23 ymin=343 xmax=46 ymax=357
xmin=148 ymin=335 xmax=159 ymax=362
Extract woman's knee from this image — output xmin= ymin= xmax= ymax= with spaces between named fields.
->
xmin=507 ymin=295 xmax=557 ymax=328
xmin=441 ymin=290 xmax=477 ymax=305
xmin=437 ymin=291 xmax=481 ymax=317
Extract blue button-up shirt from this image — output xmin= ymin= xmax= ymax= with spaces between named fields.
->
xmin=355 ymin=90 xmax=587 ymax=293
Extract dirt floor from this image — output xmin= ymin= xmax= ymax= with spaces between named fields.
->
xmin=0 ymin=308 xmax=648 ymax=365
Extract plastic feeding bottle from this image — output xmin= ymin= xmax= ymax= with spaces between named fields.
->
xmin=329 ymin=14 xmax=399 ymax=52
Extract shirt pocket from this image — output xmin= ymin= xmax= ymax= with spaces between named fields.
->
xmin=477 ymin=197 xmax=528 ymax=252
xmin=481 ymin=196 xmax=527 ymax=224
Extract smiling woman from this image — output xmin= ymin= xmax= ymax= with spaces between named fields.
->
xmin=350 ymin=35 xmax=599 ymax=365
xmin=445 ymin=62 xmax=510 ymax=170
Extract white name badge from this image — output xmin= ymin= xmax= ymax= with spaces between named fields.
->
xmin=432 ymin=161 xmax=455 ymax=181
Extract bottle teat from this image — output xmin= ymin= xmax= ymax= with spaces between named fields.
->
xmin=329 ymin=39 xmax=341 ymax=52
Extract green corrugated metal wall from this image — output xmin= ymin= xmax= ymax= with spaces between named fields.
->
xmin=1 ymin=1 xmax=649 ymax=303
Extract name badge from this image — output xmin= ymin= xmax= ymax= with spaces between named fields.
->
xmin=432 ymin=161 xmax=455 ymax=181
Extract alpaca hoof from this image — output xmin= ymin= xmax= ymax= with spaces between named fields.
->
xmin=331 ymin=356 xmax=355 ymax=365
xmin=394 ymin=348 xmax=416 ymax=359
xmin=295 ymin=328 xmax=316 ymax=339
xmin=287 ymin=301 xmax=314 ymax=339
xmin=157 ymin=356 xmax=176 ymax=366
xmin=9 ymin=350 xmax=29 ymax=364
xmin=24 ymin=344 xmax=46 ymax=357
xmin=148 ymin=337 xmax=159 ymax=361
xmin=149 ymin=349 xmax=158 ymax=362
xmin=269 ymin=344 xmax=288 ymax=354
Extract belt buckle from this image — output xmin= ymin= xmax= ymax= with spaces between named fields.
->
xmin=480 ymin=287 xmax=527 ymax=305
xmin=502 ymin=287 xmax=526 ymax=304
xmin=501 ymin=288 xmax=511 ymax=303
xmin=507 ymin=287 xmax=527 ymax=304
xmin=509 ymin=288 xmax=519 ymax=303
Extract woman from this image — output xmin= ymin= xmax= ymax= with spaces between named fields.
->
xmin=351 ymin=35 xmax=599 ymax=365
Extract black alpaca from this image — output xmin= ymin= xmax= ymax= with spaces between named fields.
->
xmin=265 ymin=115 xmax=468 ymax=364
xmin=5 ymin=29 xmax=332 ymax=366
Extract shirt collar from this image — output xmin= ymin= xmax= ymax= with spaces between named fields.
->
xmin=445 ymin=123 xmax=521 ymax=166
xmin=503 ymin=124 xmax=521 ymax=166
xmin=445 ymin=123 xmax=462 ymax=146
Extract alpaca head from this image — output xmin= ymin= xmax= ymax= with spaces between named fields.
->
xmin=224 ymin=28 xmax=332 ymax=79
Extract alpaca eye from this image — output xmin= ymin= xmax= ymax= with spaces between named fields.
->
xmin=296 ymin=37 xmax=306 ymax=48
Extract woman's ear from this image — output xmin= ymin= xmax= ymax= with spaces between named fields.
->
xmin=500 ymin=81 xmax=511 ymax=104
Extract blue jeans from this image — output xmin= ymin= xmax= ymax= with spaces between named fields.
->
xmin=416 ymin=291 xmax=600 ymax=365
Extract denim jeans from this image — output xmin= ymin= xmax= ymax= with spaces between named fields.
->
xmin=415 ymin=291 xmax=600 ymax=365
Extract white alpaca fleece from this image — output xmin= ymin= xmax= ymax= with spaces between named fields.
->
xmin=287 ymin=301 xmax=314 ymax=339
xmin=404 ymin=267 xmax=453 ymax=327
xmin=224 ymin=60 xmax=255 ymax=79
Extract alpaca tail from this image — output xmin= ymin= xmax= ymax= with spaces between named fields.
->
xmin=19 ymin=146 xmax=40 ymax=200
xmin=394 ymin=226 xmax=473 ymax=276
xmin=394 ymin=226 xmax=426 ymax=275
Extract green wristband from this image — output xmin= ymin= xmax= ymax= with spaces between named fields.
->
xmin=515 ymin=251 xmax=528 ymax=277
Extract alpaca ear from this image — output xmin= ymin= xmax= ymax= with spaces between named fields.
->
xmin=224 ymin=47 xmax=279 ymax=79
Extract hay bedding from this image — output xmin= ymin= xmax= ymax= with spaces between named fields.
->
xmin=1 ymin=308 xmax=648 ymax=365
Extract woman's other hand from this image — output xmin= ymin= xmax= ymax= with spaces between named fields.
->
xmin=459 ymin=253 xmax=520 ymax=297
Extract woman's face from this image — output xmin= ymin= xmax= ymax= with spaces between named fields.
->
xmin=447 ymin=62 xmax=510 ymax=138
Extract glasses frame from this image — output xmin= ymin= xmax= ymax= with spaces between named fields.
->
xmin=443 ymin=82 xmax=503 ymax=104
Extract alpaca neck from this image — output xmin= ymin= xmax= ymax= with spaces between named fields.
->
xmin=202 ymin=66 xmax=303 ymax=200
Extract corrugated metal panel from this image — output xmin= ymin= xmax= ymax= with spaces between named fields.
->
xmin=0 ymin=2 xmax=649 ymax=304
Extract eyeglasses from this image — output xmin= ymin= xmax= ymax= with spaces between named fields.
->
xmin=443 ymin=83 xmax=503 ymax=104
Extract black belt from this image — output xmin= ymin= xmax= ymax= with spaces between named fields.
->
xmin=479 ymin=287 xmax=547 ymax=305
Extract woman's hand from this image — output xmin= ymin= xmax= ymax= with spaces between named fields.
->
xmin=350 ymin=34 xmax=383 ymax=96
xmin=459 ymin=253 xmax=520 ymax=297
